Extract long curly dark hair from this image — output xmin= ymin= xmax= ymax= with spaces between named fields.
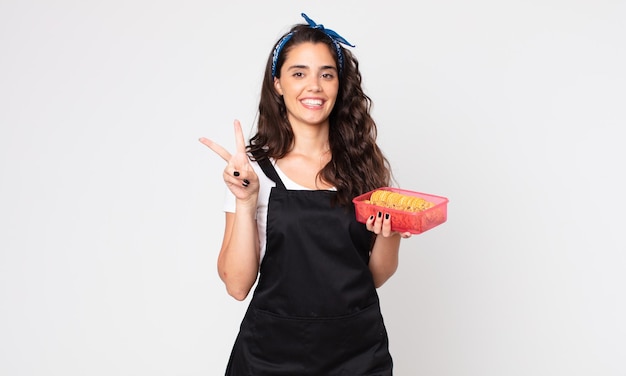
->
xmin=248 ymin=23 xmax=392 ymax=207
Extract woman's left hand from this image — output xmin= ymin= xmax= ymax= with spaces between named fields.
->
xmin=366 ymin=211 xmax=412 ymax=239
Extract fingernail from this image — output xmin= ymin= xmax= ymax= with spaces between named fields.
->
xmin=243 ymin=179 xmax=250 ymax=185
xmin=385 ymin=213 xmax=390 ymax=220
xmin=377 ymin=211 xmax=382 ymax=218
xmin=233 ymin=171 xmax=240 ymax=177
xmin=369 ymin=215 xmax=374 ymax=220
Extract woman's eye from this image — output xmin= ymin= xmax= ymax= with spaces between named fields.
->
xmin=321 ymin=73 xmax=335 ymax=79
xmin=293 ymin=72 xmax=304 ymax=77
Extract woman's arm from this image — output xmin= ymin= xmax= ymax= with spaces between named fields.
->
xmin=217 ymin=197 xmax=261 ymax=301
xmin=199 ymin=120 xmax=261 ymax=301
xmin=366 ymin=212 xmax=411 ymax=288
xmin=368 ymin=232 xmax=401 ymax=288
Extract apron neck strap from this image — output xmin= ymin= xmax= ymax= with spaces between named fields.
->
xmin=252 ymin=153 xmax=286 ymax=190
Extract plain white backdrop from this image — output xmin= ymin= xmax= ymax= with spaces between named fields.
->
xmin=1 ymin=1 xmax=625 ymax=375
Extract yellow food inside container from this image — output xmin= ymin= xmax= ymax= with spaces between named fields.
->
xmin=365 ymin=190 xmax=435 ymax=212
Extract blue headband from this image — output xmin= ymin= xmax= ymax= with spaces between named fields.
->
xmin=271 ymin=13 xmax=356 ymax=78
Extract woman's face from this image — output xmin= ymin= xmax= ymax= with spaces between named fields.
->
xmin=274 ymin=42 xmax=339 ymax=129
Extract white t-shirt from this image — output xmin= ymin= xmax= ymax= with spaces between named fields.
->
xmin=223 ymin=158 xmax=335 ymax=261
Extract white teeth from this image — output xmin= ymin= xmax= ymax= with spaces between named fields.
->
xmin=302 ymin=99 xmax=322 ymax=106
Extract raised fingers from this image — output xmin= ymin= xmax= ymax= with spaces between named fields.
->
xmin=229 ymin=120 xmax=253 ymax=171
xmin=199 ymin=119 xmax=259 ymax=203
xmin=198 ymin=137 xmax=232 ymax=162
xmin=233 ymin=119 xmax=247 ymax=155
xmin=198 ymin=119 xmax=247 ymax=164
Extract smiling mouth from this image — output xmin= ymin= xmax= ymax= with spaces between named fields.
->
xmin=301 ymin=99 xmax=323 ymax=106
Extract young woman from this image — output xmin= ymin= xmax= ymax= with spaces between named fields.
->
xmin=200 ymin=13 xmax=411 ymax=375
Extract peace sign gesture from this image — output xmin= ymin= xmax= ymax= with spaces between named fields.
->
xmin=199 ymin=120 xmax=259 ymax=203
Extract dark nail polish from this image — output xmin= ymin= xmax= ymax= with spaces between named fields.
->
xmin=243 ymin=179 xmax=250 ymax=185
xmin=377 ymin=211 xmax=382 ymax=218
xmin=385 ymin=213 xmax=390 ymax=220
xmin=233 ymin=171 xmax=240 ymax=177
xmin=369 ymin=215 xmax=374 ymax=220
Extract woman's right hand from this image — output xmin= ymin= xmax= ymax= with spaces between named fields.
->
xmin=199 ymin=119 xmax=259 ymax=204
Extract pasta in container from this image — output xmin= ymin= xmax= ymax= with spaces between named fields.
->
xmin=353 ymin=187 xmax=449 ymax=234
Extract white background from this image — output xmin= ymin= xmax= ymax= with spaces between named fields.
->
xmin=1 ymin=1 xmax=625 ymax=375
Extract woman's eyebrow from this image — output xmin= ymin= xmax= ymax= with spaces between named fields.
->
xmin=286 ymin=64 xmax=337 ymax=71
xmin=286 ymin=64 xmax=310 ymax=71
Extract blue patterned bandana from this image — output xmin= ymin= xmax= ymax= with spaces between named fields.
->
xmin=271 ymin=13 xmax=356 ymax=78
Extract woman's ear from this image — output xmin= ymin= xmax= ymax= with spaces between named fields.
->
xmin=273 ymin=77 xmax=283 ymax=96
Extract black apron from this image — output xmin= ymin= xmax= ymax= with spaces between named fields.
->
xmin=225 ymin=158 xmax=393 ymax=376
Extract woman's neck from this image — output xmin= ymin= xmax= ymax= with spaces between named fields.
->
xmin=289 ymin=122 xmax=330 ymax=157
xmin=277 ymin=124 xmax=333 ymax=189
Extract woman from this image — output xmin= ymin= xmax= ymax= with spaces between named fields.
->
xmin=200 ymin=13 xmax=411 ymax=375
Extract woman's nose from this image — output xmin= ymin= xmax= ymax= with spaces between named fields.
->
xmin=306 ymin=78 xmax=322 ymax=92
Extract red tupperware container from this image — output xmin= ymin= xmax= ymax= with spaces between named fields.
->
xmin=352 ymin=187 xmax=449 ymax=234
